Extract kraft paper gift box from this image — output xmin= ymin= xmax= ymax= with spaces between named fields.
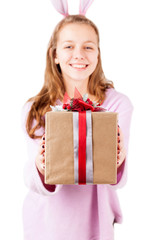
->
xmin=45 ymin=111 xmax=118 ymax=185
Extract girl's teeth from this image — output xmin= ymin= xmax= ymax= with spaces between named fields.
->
xmin=71 ymin=64 xmax=87 ymax=68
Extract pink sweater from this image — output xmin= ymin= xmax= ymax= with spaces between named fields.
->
xmin=22 ymin=88 xmax=133 ymax=240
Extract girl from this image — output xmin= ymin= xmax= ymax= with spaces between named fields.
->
xmin=22 ymin=14 xmax=133 ymax=240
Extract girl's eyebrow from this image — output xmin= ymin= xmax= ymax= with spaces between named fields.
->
xmin=84 ymin=41 xmax=97 ymax=45
xmin=62 ymin=40 xmax=97 ymax=45
xmin=62 ymin=40 xmax=73 ymax=43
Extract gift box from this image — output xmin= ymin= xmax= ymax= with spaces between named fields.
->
xmin=44 ymin=110 xmax=118 ymax=185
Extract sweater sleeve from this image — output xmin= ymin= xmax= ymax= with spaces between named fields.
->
xmin=105 ymin=90 xmax=134 ymax=189
xmin=21 ymin=102 xmax=63 ymax=196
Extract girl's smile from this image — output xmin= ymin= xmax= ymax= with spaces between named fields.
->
xmin=69 ymin=63 xmax=89 ymax=70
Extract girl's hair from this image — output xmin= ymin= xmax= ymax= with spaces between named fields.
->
xmin=26 ymin=14 xmax=114 ymax=139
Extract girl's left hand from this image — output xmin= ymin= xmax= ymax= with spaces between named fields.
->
xmin=117 ymin=126 xmax=126 ymax=169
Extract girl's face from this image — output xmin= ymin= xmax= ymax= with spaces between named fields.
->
xmin=55 ymin=23 xmax=99 ymax=84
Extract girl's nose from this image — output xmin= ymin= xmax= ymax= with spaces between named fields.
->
xmin=73 ymin=47 xmax=84 ymax=60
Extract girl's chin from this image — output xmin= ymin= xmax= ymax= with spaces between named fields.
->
xmin=62 ymin=71 xmax=92 ymax=83
xmin=69 ymin=77 xmax=89 ymax=82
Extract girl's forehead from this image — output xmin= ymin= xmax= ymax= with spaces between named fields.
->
xmin=57 ymin=23 xmax=98 ymax=44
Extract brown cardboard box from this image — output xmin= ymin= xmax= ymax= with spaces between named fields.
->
xmin=45 ymin=111 xmax=118 ymax=185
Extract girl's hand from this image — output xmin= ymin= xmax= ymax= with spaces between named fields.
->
xmin=117 ymin=126 xmax=126 ymax=169
xmin=35 ymin=134 xmax=45 ymax=176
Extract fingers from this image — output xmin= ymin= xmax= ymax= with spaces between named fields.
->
xmin=35 ymin=153 xmax=45 ymax=176
xmin=40 ymin=153 xmax=45 ymax=169
xmin=40 ymin=134 xmax=45 ymax=146
xmin=40 ymin=133 xmax=45 ymax=166
xmin=38 ymin=134 xmax=45 ymax=154
xmin=35 ymin=133 xmax=46 ymax=176
xmin=40 ymin=151 xmax=45 ymax=163
xmin=117 ymin=126 xmax=124 ymax=150
xmin=117 ymin=126 xmax=126 ymax=168
xmin=117 ymin=148 xmax=126 ymax=168
xmin=117 ymin=147 xmax=126 ymax=161
xmin=40 ymin=144 xmax=45 ymax=154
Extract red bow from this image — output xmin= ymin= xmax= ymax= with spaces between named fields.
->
xmin=63 ymin=88 xmax=104 ymax=112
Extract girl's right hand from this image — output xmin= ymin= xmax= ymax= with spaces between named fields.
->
xmin=35 ymin=134 xmax=45 ymax=176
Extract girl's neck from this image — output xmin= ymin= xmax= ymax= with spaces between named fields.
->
xmin=63 ymin=77 xmax=98 ymax=102
xmin=64 ymin=78 xmax=88 ymax=98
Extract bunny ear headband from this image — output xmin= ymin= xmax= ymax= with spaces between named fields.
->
xmin=50 ymin=0 xmax=94 ymax=17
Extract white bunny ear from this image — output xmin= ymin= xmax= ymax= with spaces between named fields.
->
xmin=50 ymin=0 xmax=68 ymax=17
xmin=79 ymin=0 xmax=94 ymax=15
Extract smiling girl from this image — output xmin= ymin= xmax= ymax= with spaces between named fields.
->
xmin=22 ymin=15 xmax=133 ymax=240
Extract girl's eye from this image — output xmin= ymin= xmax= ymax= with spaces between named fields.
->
xmin=85 ymin=46 xmax=93 ymax=50
xmin=65 ymin=46 xmax=73 ymax=49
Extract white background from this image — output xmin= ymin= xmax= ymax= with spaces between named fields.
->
xmin=0 ymin=0 xmax=160 ymax=239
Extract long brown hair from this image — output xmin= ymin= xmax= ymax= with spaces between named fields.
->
xmin=26 ymin=15 xmax=114 ymax=139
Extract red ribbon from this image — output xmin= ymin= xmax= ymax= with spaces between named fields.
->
xmin=78 ymin=111 xmax=86 ymax=184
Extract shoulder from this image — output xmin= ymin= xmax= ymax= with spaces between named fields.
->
xmin=102 ymin=88 xmax=134 ymax=112
xmin=22 ymin=101 xmax=33 ymax=113
xmin=105 ymin=88 xmax=132 ymax=103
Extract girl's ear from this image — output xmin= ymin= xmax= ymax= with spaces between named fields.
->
xmin=54 ymin=57 xmax=59 ymax=64
xmin=50 ymin=48 xmax=59 ymax=64
xmin=49 ymin=48 xmax=53 ymax=59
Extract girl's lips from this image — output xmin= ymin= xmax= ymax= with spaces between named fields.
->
xmin=69 ymin=64 xmax=89 ymax=70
